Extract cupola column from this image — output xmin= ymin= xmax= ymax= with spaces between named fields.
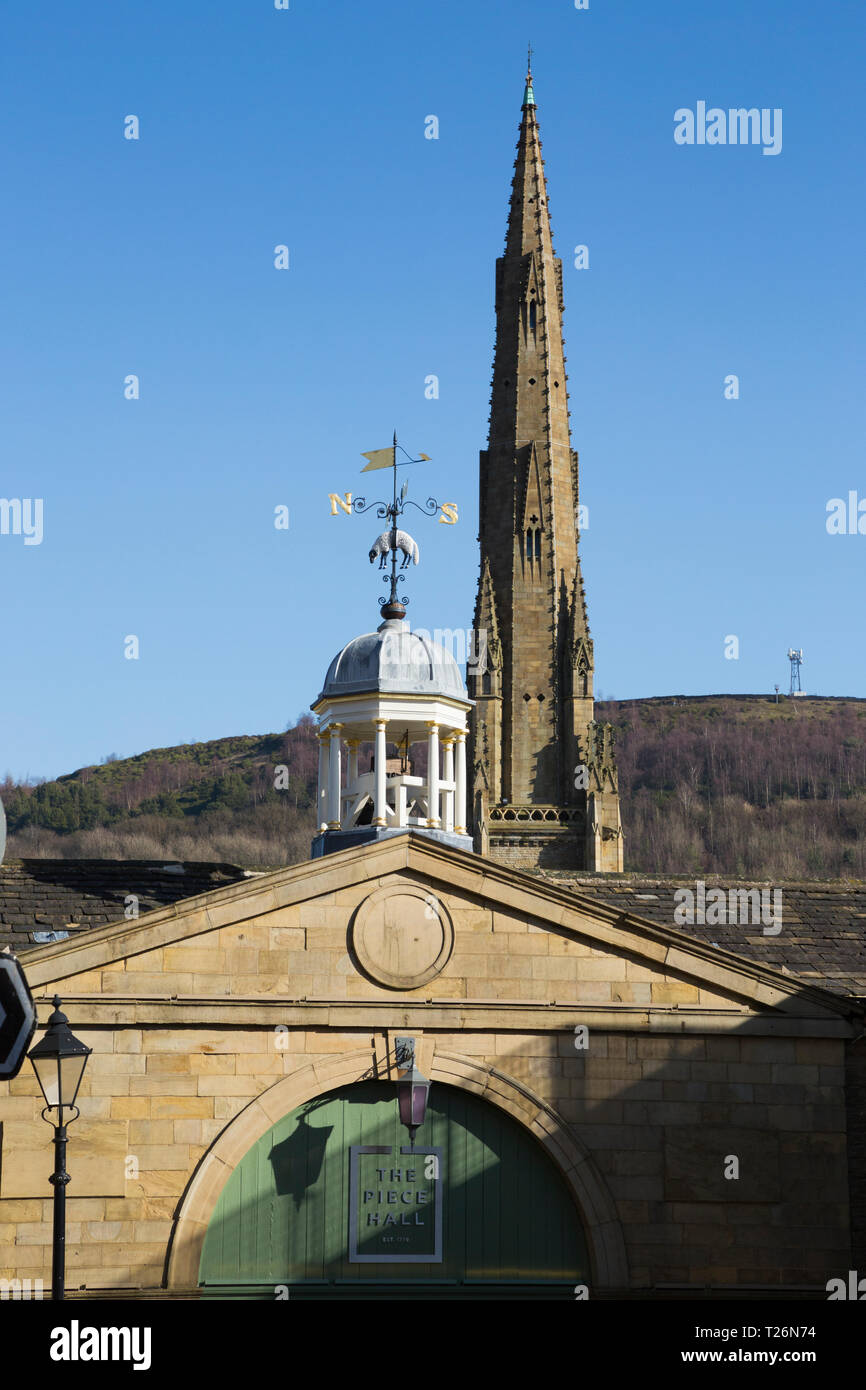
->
xmin=373 ymin=719 xmax=388 ymax=827
xmin=442 ymin=737 xmax=455 ymax=831
xmin=327 ymin=724 xmax=342 ymax=829
xmin=426 ymin=721 xmax=441 ymax=828
xmin=455 ymin=730 xmax=467 ymax=835
xmin=317 ymin=733 xmax=329 ymax=829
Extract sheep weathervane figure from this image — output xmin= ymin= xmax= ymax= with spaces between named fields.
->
xmin=327 ymin=432 xmax=458 ymax=620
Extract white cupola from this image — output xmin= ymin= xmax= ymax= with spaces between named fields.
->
xmin=310 ymin=617 xmax=473 ymax=857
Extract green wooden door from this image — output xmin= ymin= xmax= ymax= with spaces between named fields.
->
xmin=199 ymin=1081 xmax=589 ymax=1299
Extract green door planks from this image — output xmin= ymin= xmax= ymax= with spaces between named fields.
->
xmin=199 ymin=1080 xmax=589 ymax=1298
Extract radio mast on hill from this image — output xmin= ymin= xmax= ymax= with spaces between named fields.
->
xmin=787 ymin=648 xmax=805 ymax=696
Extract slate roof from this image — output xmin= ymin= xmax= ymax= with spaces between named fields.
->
xmin=0 ymin=859 xmax=252 ymax=953
xmin=537 ymin=872 xmax=866 ymax=998
xmin=3 ymin=856 xmax=866 ymax=1001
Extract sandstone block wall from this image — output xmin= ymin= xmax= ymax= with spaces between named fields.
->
xmin=0 ymin=857 xmax=853 ymax=1294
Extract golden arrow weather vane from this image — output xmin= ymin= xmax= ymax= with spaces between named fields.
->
xmin=361 ymin=445 xmax=431 ymax=473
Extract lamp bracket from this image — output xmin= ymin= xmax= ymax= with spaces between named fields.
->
xmin=39 ymin=1104 xmax=79 ymax=1129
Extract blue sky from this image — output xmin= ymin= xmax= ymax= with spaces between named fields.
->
xmin=1 ymin=0 xmax=864 ymax=780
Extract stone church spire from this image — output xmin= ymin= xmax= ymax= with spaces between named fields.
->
xmin=468 ymin=63 xmax=624 ymax=871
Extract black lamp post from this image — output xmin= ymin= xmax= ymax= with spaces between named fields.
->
xmin=27 ymin=996 xmax=91 ymax=1301
xmin=394 ymin=1036 xmax=430 ymax=1148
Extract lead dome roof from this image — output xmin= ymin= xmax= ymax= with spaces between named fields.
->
xmin=318 ymin=619 xmax=467 ymax=701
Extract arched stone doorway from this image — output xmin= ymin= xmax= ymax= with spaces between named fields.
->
xmin=198 ymin=1080 xmax=588 ymax=1298
xmin=167 ymin=1049 xmax=628 ymax=1297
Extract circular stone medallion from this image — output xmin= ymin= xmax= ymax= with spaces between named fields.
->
xmin=351 ymin=884 xmax=454 ymax=989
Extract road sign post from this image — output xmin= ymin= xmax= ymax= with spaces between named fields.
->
xmin=0 ymin=949 xmax=37 ymax=1080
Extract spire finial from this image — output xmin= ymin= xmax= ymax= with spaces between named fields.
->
xmin=523 ymin=45 xmax=535 ymax=107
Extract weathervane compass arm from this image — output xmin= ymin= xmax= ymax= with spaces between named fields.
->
xmin=328 ymin=433 xmax=457 ymax=620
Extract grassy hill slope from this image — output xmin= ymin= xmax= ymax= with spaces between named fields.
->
xmin=5 ymin=696 xmax=866 ymax=878
xmin=597 ymin=694 xmax=866 ymax=877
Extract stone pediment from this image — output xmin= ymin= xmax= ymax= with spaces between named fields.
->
xmin=18 ymin=834 xmax=854 ymax=1025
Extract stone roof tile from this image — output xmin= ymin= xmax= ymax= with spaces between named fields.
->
xmin=6 ymin=858 xmax=866 ymax=1001
xmin=0 ymin=859 xmax=250 ymax=952
xmin=537 ymin=871 xmax=866 ymax=997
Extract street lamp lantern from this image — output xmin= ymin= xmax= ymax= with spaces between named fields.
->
xmin=28 ymin=996 xmax=91 ymax=1300
xmin=29 ymin=996 xmax=91 ymax=1117
xmin=394 ymin=1036 xmax=430 ymax=1148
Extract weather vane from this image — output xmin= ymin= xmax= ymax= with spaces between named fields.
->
xmin=327 ymin=432 xmax=458 ymax=620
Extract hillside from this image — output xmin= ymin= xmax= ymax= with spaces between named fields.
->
xmin=596 ymin=694 xmax=866 ymax=878
xmin=3 ymin=722 xmax=320 ymax=869
xmin=5 ymin=696 xmax=866 ymax=878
